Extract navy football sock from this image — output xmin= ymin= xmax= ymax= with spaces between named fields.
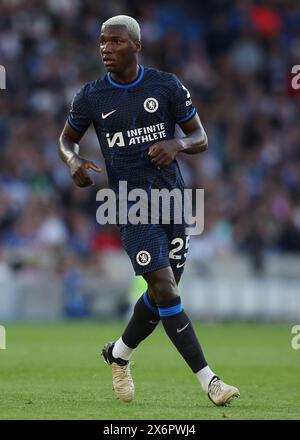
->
xmin=122 ymin=291 xmax=160 ymax=349
xmin=158 ymin=297 xmax=207 ymax=373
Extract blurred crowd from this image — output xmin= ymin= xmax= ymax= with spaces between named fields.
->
xmin=1 ymin=0 xmax=300 ymax=276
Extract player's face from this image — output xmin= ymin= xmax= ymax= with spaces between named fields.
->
xmin=100 ymin=25 xmax=140 ymax=74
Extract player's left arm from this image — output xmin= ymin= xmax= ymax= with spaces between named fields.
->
xmin=177 ymin=112 xmax=208 ymax=154
xmin=149 ymin=75 xmax=208 ymax=167
xmin=148 ymin=114 xmax=208 ymax=167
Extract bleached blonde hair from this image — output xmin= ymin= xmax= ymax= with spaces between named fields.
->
xmin=102 ymin=15 xmax=141 ymax=41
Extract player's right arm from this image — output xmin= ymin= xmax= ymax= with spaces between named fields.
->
xmin=59 ymin=86 xmax=102 ymax=188
xmin=59 ymin=123 xmax=101 ymax=187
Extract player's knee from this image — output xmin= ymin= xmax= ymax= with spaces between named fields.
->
xmin=149 ymin=278 xmax=179 ymax=304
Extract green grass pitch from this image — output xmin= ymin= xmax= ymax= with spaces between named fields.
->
xmin=0 ymin=322 xmax=299 ymax=420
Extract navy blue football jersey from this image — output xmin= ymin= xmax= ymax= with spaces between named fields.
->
xmin=67 ymin=65 xmax=195 ymax=276
xmin=68 ymin=65 xmax=196 ymax=200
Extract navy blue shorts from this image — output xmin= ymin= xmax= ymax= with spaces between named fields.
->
xmin=119 ymin=223 xmax=190 ymax=279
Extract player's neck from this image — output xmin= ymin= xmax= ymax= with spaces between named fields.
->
xmin=110 ymin=64 xmax=140 ymax=85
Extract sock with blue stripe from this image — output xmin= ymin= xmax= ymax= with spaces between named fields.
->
xmin=120 ymin=291 xmax=160 ymax=351
xmin=158 ymin=296 xmax=207 ymax=373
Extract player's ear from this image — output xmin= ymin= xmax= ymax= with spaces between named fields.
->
xmin=134 ymin=40 xmax=142 ymax=53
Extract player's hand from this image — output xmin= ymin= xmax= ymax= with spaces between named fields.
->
xmin=148 ymin=140 xmax=182 ymax=168
xmin=68 ymin=155 xmax=102 ymax=187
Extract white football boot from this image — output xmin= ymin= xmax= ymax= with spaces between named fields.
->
xmin=101 ymin=342 xmax=134 ymax=403
xmin=208 ymin=376 xmax=240 ymax=406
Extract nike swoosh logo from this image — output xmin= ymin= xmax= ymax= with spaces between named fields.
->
xmin=149 ymin=320 xmax=160 ymax=325
xmin=176 ymin=262 xmax=186 ymax=268
xmin=177 ymin=323 xmax=189 ymax=333
xmin=102 ymin=110 xmax=116 ymax=119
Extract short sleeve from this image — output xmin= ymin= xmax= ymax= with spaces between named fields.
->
xmin=169 ymin=75 xmax=196 ymax=125
xmin=67 ymin=85 xmax=91 ymax=133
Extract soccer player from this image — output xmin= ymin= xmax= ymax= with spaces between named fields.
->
xmin=59 ymin=15 xmax=240 ymax=407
